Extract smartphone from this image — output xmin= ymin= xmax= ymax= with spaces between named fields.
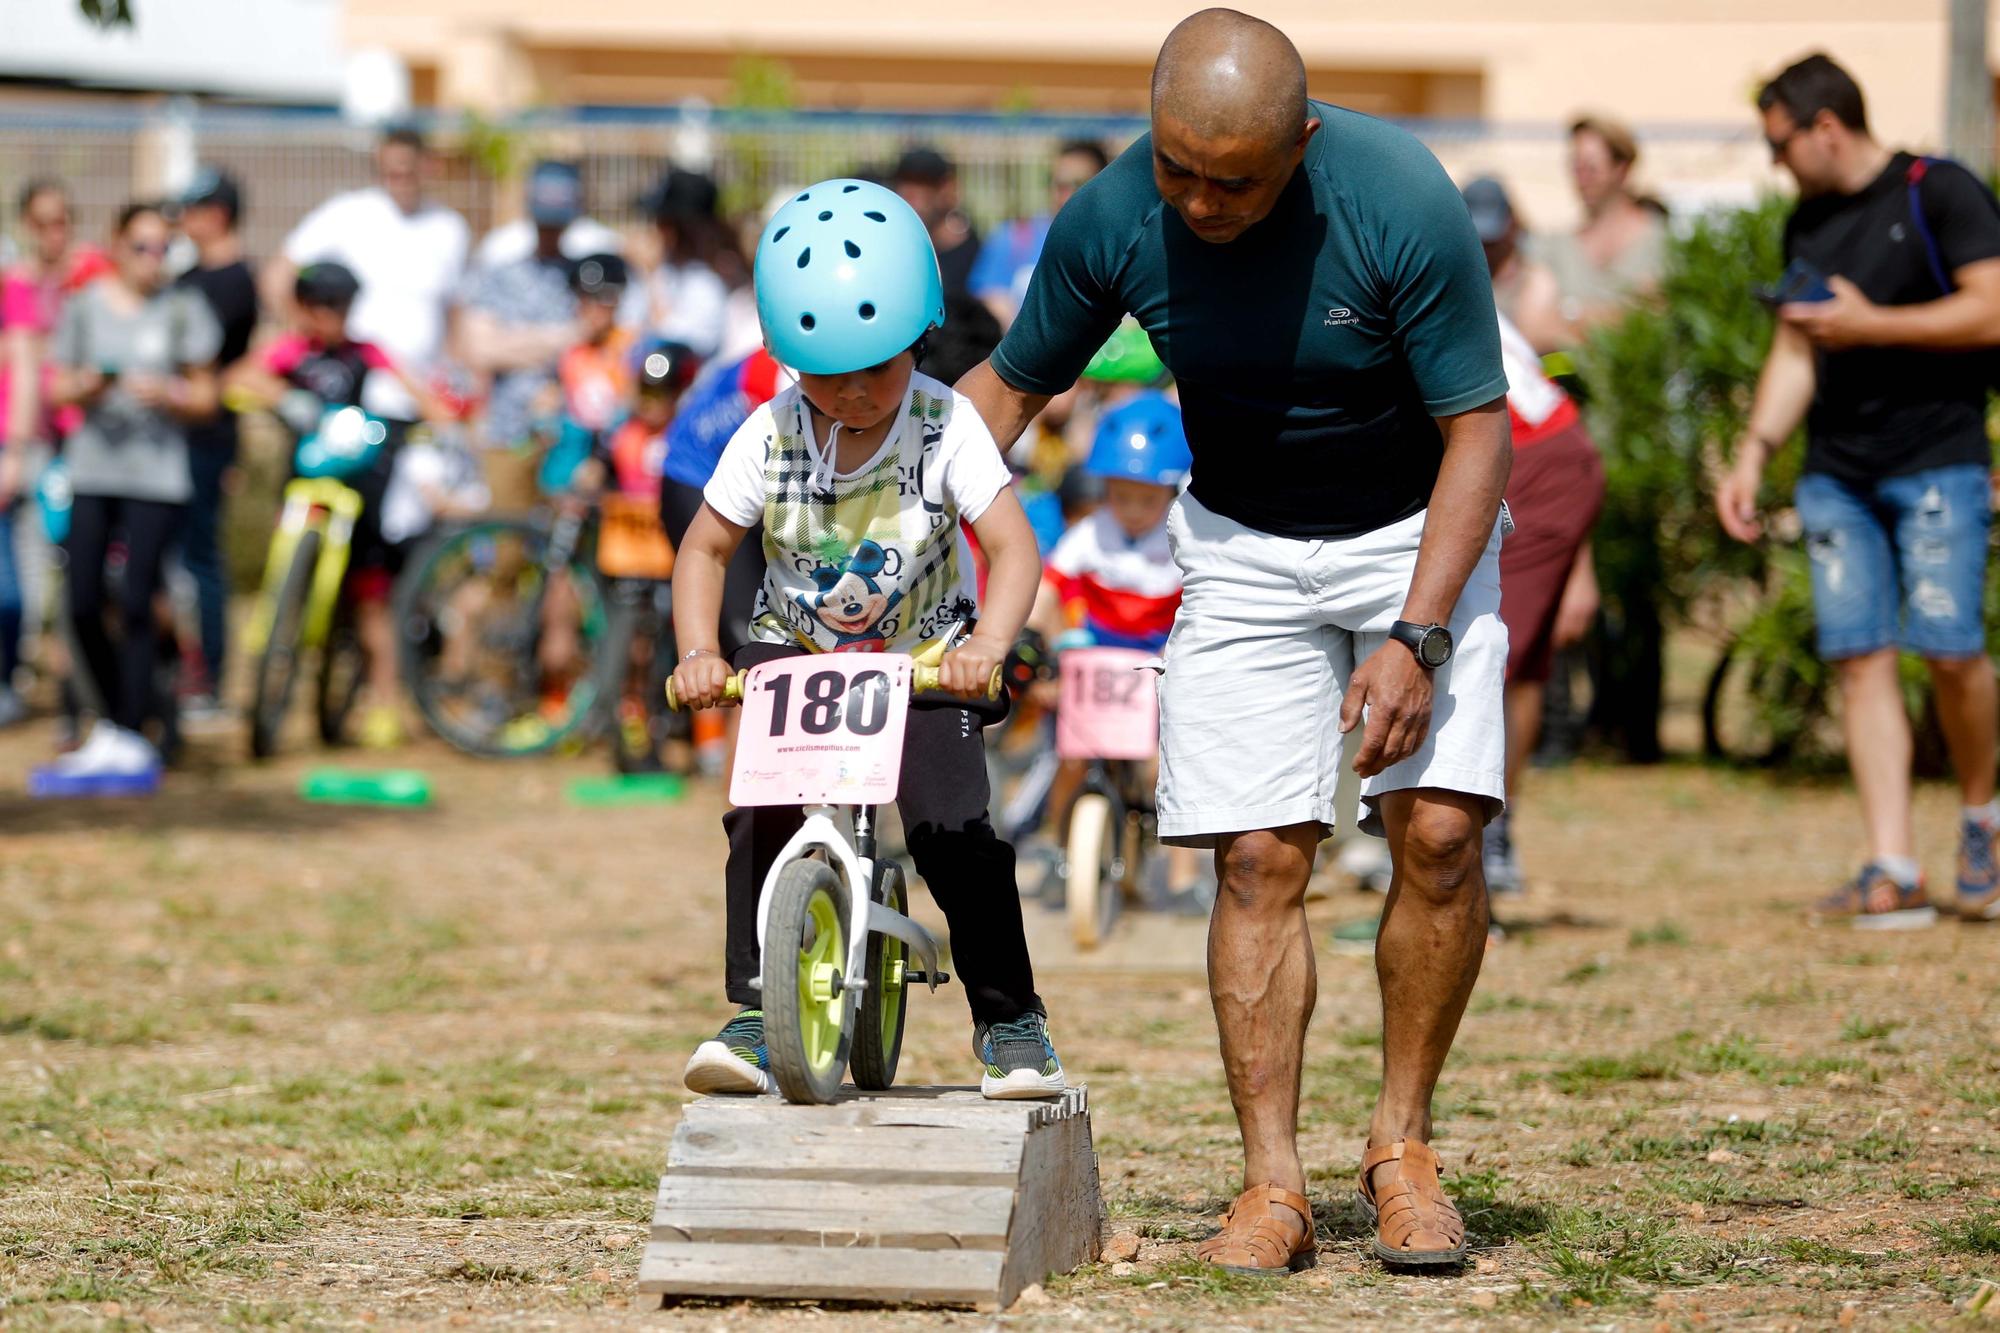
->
xmin=1756 ymin=258 xmax=1834 ymax=309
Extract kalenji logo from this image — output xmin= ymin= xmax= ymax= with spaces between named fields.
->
xmin=1324 ymin=306 xmax=1359 ymax=327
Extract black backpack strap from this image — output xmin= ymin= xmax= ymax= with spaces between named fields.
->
xmin=1906 ymin=156 xmax=1957 ymax=295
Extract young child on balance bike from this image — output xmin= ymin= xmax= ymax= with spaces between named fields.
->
xmin=668 ymin=179 xmax=1066 ymax=1100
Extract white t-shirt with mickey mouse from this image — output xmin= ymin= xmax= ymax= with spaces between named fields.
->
xmin=703 ymin=371 xmax=1012 ymax=654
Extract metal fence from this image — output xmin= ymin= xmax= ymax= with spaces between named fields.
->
xmin=0 ymin=101 xmax=1770 ymax=266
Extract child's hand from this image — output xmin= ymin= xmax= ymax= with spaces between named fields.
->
xmin=671 ymin=649 xmax=735 ymax=710
xmin=939 ymin=634 xmax=1007 ymax=699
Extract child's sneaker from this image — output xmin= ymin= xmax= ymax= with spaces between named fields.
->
xmin=1956 ymin=819 xmax=2000 ymax=922
xmin=975 ymin=1012 xmax=1065 ymax=1100
xmin=1483 ymin=810 xmax=1524 ymax=897
xmin=683 ymin=1009 xmax=776 ymax=1095
xmin=1810 ymin=863 xmax=1937 ymax=930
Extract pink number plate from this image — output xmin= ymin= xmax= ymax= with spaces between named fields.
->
xmin=1056 ymin=647 xmax=1161 ymax=761
xmin=730 ymin=655 xmax=913 ymax=806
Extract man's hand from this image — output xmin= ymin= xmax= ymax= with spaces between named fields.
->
xmin=1780 ymin=276 xmax=1879 ymax=351
xmin=939 ymin=633 xmax=1007 ymax=698
xmin=1715 ymin=440 xmax=1768 ymax=543
xmin=1339 ymin=642 xmax=1434 ymax=778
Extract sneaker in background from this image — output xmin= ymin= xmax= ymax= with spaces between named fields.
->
xmin=1810 ymin=863 xmax=1936 ymax=931
xmin=1955 ymin=818 xmax=2000 ymax=922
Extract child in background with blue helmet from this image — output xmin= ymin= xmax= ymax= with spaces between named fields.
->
xmin=1039 ymin=392 xmax=1189 ymax=653
xmin=1033 ymin=391 xmax=1208 ymax=899
xmin=669 ymin=179 xmax=1064 ymax=1101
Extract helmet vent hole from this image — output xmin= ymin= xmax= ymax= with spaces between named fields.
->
xmin=863 ymin=210 xmax=886 ymax=222
xmin=817 ymin=210 xmax=833 ymax=222
xmin=844 ymin=240 xmax=861 ymax=258
xmin=772 ymin=225 xmax=790 ymax=243
xmin=796 ymin=247 xmax=811 ymax=268
xmin=858 ymin=302 xmax=876 ymax=321
xmin=800 ymin=313 xmax=816 ymax=331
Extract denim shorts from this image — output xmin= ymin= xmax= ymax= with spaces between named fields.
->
xmin=1794 ymin=463 xmax=1991 ymax=660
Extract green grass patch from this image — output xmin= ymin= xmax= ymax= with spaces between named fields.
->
xmin=1921 ymin=1203 xmax=2000 ymax=1255
xmin=1628 ymin=921 xmax=1689 ymax=947
xmin=1550 ymin=1054 xmax=1678 ymax=1095
xmin=1839 ymin=1016 xmax=1900 ymax=1043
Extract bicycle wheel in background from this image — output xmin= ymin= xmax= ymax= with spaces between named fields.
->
xmin=395 ymin=517 xmax=609 ymax=758
xmin=316 ymin=598 xmax=365 ymax=746
xmin=1064 ymin=790 xmax=1122 ymax=951
xmin=249 ymin=528 xmax=320 ymax=760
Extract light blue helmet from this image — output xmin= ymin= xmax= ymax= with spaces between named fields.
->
xmin=754 ymin=179 xmax=945 ymax=376
xmin=1086 ymin=392 xmax=1192 ymax=488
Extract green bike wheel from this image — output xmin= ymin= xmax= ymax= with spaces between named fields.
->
xmin=850 ymin=862 xmax=908 ymax=1091
xmin=249 ymin=527 xmax=320 ymax=761
xmin=763 ymin=860 xmax=855 ymax=1105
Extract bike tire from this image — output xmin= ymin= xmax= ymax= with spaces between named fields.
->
xmin=395 ymin=517 xmax=610 ymax=759
xmin=249 ymin=527 xmax=321 ymax=761
xmin=763 ymin=859 xmax=856 ymax=1105
xmin=316 ymin=599 xmax=366 ymax=746
xmin=850 ymin=862 xmax=908 ymax=1091
xmin=1066 ymin=792 xmax=1121 ymax=951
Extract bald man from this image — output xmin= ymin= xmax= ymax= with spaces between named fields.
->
xmin=959 ymin=9 xmax=1509 ymax=1273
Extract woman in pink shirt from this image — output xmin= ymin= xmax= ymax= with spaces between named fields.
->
xmin=1 ymin=180 xmax=109 ymax=725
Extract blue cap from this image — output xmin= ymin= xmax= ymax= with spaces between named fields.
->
xmin=1085 ymin=392 xmax=1191 ymax=488
xmin=754 ymin=179 xmax=945 ymax=377
xmin=527 ymin=160 xmax=584 ymax=227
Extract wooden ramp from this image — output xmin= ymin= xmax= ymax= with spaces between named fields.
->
xmin=636 ymin=1085 xmax=1101 ymax=1311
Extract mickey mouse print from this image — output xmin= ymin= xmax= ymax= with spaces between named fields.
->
xmin=701 ymin=371 xmax=1014 ymax=655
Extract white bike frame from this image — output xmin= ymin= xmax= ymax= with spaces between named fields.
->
xmin=747 ymin=804 xmax=945 ymax=997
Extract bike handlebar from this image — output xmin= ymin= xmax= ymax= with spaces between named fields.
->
xmin=665 ymin=663 xmax=1002 ymax=712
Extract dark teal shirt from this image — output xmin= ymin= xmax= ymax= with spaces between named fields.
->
xmin=990 ymin=102 xmax=1506 ymax=538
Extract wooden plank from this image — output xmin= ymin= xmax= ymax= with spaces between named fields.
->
xmin=996 ymin=1101 xmax=1104 ymax=1306
xmin=667 ymin=1123 xmax=1024 ymax=1185
xmin=637 ymin=1241 xmax=1006 ymax=1307
xmin=653 ymin=1176 xmax=1014 ymax=1250
xmin=677 ymin=1086 xmax=1088 ymax=1133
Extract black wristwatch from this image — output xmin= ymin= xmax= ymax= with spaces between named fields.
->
xmin=1389 ymin=620 xmax=1453 ymax=670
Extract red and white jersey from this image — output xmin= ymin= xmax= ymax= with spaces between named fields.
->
xmin=1497 ymin=311 xmax=1579 ymax=447
xmin=1047 ymin=508 xmax=1182 ymax=649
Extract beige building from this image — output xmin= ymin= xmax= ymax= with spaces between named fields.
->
xmin=345 ymin=1 xmax=1988 ymax=226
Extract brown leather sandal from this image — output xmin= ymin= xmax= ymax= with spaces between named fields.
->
xmin=1356 ymin=1139 xmax=1468 ymax=1268
xmin=1194 ymin=1183 xmax=1316 ymax=1276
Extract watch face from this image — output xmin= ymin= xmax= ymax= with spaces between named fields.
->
xmin=1419 ymin=626 xmax=1453 ymax=668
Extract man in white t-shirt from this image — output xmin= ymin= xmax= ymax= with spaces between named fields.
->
xmin=263 ymin=127 xmax=469 ymax=420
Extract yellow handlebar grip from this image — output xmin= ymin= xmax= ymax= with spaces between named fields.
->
xmin=667 ymin=664 xmax=999 ymax=710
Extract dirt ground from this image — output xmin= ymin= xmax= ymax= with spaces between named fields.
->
xmin=3 ymin=710 xmax=1998 ymax=1331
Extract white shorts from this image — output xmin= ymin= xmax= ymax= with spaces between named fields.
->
xmin=1156 ymin=492 xmax=1507 ymax=846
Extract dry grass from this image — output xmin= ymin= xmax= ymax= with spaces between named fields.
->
xmin=2 ymin=721 xmax=1998 ymax=1330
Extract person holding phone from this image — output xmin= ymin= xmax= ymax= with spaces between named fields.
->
xmin=45 ymin=201 xmax=222 ymax=783
xmin=1716 ymin=53 xmax=2000 ymax=927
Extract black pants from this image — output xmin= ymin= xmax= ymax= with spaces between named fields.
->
xmin=722 ymin=642 xmax=1042 ymax=1026
xmin=182 ymin=439 xmax=234 ymax=692
xmin=65 ymin=493 xmax=184 ymax=732
xmin=660 ymin=477 xmax=764 ymax=659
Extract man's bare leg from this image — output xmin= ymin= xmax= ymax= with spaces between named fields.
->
xmin=1928 ymin=655 xmax=1998 ymax=808
xmin=1367 ymin=788 xmax=1488 ymax=1199
xmin=1208 ymin=821 xmax=1321 ymax=1233
xmin=1838 ymin=649 xmax=1916 ymax=862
